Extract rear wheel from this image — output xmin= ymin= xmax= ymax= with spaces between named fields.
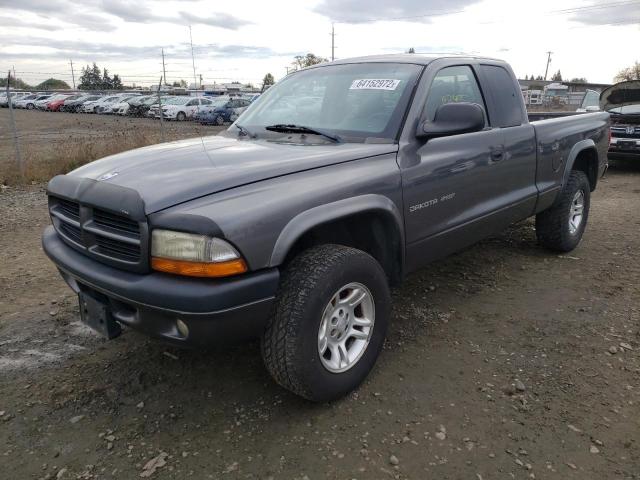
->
xmin=215 ymin=115 xmax=225 ymax=126
xmin=536 ymin=170 xmax=591 ymax=252
xmin=26 ymin=103 xmax=34 ymax=110
xmin=261 ymin=244 xmax=390 ymax=402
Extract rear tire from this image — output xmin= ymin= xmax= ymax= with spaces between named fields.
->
xmin=536 ymin=170 xmax=590 ymax=252
xmin=215 ymin=115 xmax=224 ymax=126
xmin=261 ymin=244 xmax=390 ymax=402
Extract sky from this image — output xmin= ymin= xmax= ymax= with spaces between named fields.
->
xmin=0 ymin=0 xmax=639 ymax=88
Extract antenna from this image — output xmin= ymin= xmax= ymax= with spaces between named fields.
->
xmin=331 ymin=23 xmax=336 ymax=61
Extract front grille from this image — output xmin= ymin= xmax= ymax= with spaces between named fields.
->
xmin=58 ymin=198 xmax=80 ymax=221
xmin=611 ymin=125 xmax=640 ymax=139
xmin=95 ymin=236 xmax=141 ymax=262
xmin=94 ymin=208 xmax=140 ymax=235
xmin=60 ymin=223 xmax=82 ymax=244
xmin=49 ymin=196 xmax=147 ymax=271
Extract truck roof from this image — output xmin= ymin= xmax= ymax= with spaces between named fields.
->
xmin=325 ymin=53 xmax=505 ymax=67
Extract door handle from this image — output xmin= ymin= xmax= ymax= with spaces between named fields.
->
xmin=490 ymin=149 xmax=505 ymax=162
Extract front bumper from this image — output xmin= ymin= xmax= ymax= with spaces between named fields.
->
xmin=608 ymin=138 xmax=640 ymax=160
xmin=42 ymin=226 xmax=279 ymax=346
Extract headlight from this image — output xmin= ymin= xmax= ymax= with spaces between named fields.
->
xmin=150 ymin=229 xmax=247 ymax=278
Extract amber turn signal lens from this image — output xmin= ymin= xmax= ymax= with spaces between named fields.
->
xmin=151 ymin=257 xmax=248 ymax=278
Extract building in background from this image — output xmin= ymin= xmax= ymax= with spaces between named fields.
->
xmin=519 ymin=79 xmax=611 ymax=109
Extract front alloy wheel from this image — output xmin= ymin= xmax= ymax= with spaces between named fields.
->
xmin=318 ymin=282 xmax=375 ymax=373
xmin=261 ymin=244 xmax=390 ymax=402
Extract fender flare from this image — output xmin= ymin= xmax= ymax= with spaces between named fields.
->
xmin=562 ymin=139 xmax=597 ymax=188
xmin=269 ymin=194 xmax=405 ymax=268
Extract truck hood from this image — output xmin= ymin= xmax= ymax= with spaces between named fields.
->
xmin=69 ymin=135 xmax=397 ymax=213
xmin=600 ymin=80 xmax=640 ymax=112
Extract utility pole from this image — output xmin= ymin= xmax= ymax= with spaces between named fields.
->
xmin=189 ymin=25 xmax=197 ymax=90
xmin=544 ymin=51 xmax=553 ymax=81
xmin=157 ymin=76 xmax=165 ymax=142
xmin=69 ymin=59 xmax=76 ymax=89
xmin=331 ymin=23 xmax=336 ymax=61
xmin=199 ymin=73 xmax=203 ymax=89
xmin=161 ymin=48 xmax=167 ymax=86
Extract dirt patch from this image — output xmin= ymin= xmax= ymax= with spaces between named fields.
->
xmin=0 ymin=165 xmax=638 ymax=479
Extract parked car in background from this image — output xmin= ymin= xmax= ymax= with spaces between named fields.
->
xmin=61 ymin=94 xmax=103 ymax=113
xmin=13 ymin=94 xmax=40 ymax=108
xmin=128 ymin=96 xmax=159 ymax=117
xmin=197 ymin=96 xmax=251 ymax=125
xmin=603 ymin=81 xmax=640 ymax=161
xmin=147 ymin=96 xmax=179 ymax=118
xmin=35 ymin=94 xmax=65 ymax=110
xmin=18 ymin=94 xmax=52 ymax=110
xmin=156 ymin=96 xmax=212 ymax=121
xmin=102 ymin=95 xmax=141 ymax=115
xmin=0 ymin=91 xmax=31 ymax=107
xmin=82 ymin=95 xmax=119 ymax=113
xmin=47 ymin=94 xmax=81 ymax=112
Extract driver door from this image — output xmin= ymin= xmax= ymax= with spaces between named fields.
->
xmin=401 ymin=64 xmax=510 ymax=266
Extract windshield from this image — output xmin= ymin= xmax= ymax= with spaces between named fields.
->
xmin=238 ymin=62 xmax=422 ymax=142
xmin=211 ymin=96 xmax=231 ymax=107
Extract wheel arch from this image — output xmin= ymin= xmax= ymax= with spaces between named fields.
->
xmin=563 ymin=140 xmax=599 ymax=191
xmin=269 ymin=195 xmax=405 ymax=285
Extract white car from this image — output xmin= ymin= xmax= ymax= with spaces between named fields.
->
xmin=18 ymin=94 xmax=52 ymax=109
xmin=102 ymin=95 xmax=140 ymax=115
xmin=82 ymin=95 xmax=121 ymax=114
xmin=0 ymin=91 xmax=31 ymax=107
xmin=13 ymin=94 xmax=40 ymax=108
xmin=156 ymin=96 xmax=213 ymax=121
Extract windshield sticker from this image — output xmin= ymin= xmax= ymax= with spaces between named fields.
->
xmin=350 ymin=79 xmax=401 ymax=91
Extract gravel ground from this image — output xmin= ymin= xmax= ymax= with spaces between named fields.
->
xmin=0 ymin=160 xmax=638 ymax=480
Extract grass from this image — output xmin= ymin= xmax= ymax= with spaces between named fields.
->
xmin=1 ymin=130 xmax=191 ymax=186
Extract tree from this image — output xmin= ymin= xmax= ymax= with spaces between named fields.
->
xmin=261 ymin=73 xmax=275 ymax=92
xmin=77 ymin=62 xmax=123 ymax=90
xmin=36 ymin=78 xmax=70 ymax=90
xmin=112 ymin=74 xmax=123 ymax=90
xmin=292 ymin=53 xmax=327 ymax=71
xmin=614 ymin=61 xmax=640 ymax=82
xmin=102 ymin=68 xmax=112 ymax=89
xmin=407 ymin=47 xmax=415 ymax=54
xmin=551 ymin=70 xmax=563 ymax=81
xmin=569 ymin=77 xmax=587 ymax=83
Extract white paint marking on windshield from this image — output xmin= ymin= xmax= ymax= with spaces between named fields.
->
xmin=349 ymin=79 xmax=401 ymax=90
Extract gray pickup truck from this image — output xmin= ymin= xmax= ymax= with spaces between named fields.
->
xmin=43 ymin=55 xmax=609 ymax=401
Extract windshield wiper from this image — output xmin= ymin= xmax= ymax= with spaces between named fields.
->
xmin=234 ymin=123 xmax=255 ymax=138
xmin=265 ymin=124 xmax=342 ymax=143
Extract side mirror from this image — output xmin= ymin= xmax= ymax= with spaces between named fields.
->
xmin=417 ymin=102 xmax=486 ymax=139
xmin=585 ymin=105 xmax=600 ymax=112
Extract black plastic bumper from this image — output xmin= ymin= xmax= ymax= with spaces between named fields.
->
xmin=42 ymin=226 xmax=280 ymax=346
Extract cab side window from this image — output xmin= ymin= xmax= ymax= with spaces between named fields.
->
xmin=426 ymin=65 xmax=486 ymax=121
xmin=479 ymin=65 xmax=523 ymax=127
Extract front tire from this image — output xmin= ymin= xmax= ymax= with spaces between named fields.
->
xmin=536 ymin=170 xmax=591 ymax=252
xmin=261 ymin=244 xmax=390 ymax=402
xmin=176 ymin=111 xmax=186 ymax=121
